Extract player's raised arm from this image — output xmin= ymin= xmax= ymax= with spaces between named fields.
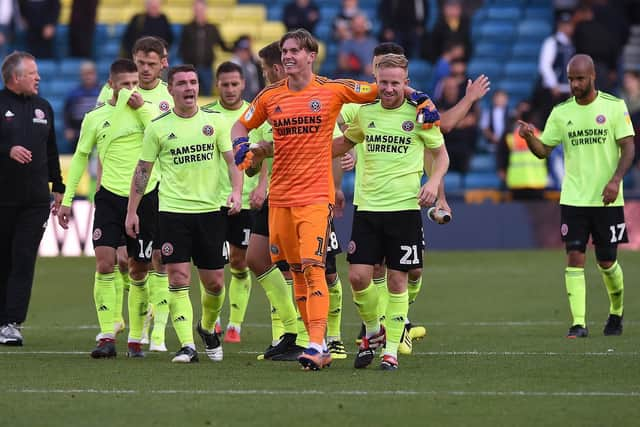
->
xmin=439 ymin=75 xmax=491 ymax=133
xmin=126 ymin=160 xmax=154 ymax=238
xmin=518 ymin=120 xmax=554 ymax=159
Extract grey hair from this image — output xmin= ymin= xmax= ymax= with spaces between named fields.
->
xmin=1 ymin=51 xmax=35 ymax=85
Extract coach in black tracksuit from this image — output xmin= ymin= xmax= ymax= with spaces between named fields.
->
xmin=0 ymin=51 xmax=64 ymax=346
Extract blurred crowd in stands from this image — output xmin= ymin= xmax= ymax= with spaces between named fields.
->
xmin=1 ymin=0 xmax=639 ymax=196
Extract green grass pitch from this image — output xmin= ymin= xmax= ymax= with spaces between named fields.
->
xmin=1 ymin=250 xmax=639 ymax=426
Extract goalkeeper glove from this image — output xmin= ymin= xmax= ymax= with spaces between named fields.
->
xmin=233 ymin=136 xmax=253 ymax=170
xmin=410 ymin=91 xmax=441 ymax=130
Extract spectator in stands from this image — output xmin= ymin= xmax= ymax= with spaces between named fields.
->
xmin=69 ymin=0 xmax=98 ymax=58
xmin=378 ymin=0 xmax=429 ymax=58
xmin=423 ymin=0 xmax=471 ymax=63
xmin=497 ymin=101 xmax=548 ymax=200
xmin=431 ymin=41 xmax=465 ymax=99
xmin=121 ymin=0 xmax=173 ymax=58
xmin=621 ymin=70 xmax=640 ymax=190
xmin=533 ymin=11 xmax=574 ymax=123
xmin=282 ymin=0 xmax=320 ymax=34
xmin=179 ymin=0 xmax=231 ymax=96
xmin=436 ymin=75 xmax=478 ymax=187
xmin=335 ymin=13 xmax=377 ymax=81
xmin=18 ymin=0 xmax=60 ymax=59
xmin=230 ymin=36 xmax=264 ymax=102
xmin=554 ymin=0 xmax=579 ymax=15
xmin=63 ymin=61 xmax=100 ymax=151
xmin=573 ymin=2 xmax=628 ymax=93
xmin=621 ymin=70 xmax=640 ymax=115
xmin=0 ymin=0 xmax=19 ymax=60
xmin=480 ymin=89 xmax=510 ymax=153
xmin=332 ymin=0 xmax=363 ymax=42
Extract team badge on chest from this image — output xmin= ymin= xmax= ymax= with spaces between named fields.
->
xmin=309 ymin=99 xmax=321 ymax=112
xmin=33 ymin=108 xmax=47 ymax=124
xmin=402 ymin=121 xmax=414 ymax=132
xmin=159 ymin=101 xmax=170 ymax=112
xmin=595 ymin=114 xmax=606 ymax=125
xmin=202 ymin=125 xmax=214 ymax=136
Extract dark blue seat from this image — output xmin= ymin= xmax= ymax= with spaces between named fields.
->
xmin=465 ymin=172 xmax=501 ymax=189
xmin=486 ymin=6 xmax=521 ymax=21
xmin=504 ymin=60 xmax=537 ymax=79
xmin=59 ymin=59 xmax=85 ymax=79
xmin=517 ymin=20 xmax=552 ymax=39
xmin=468 ymin=59 xmax=503 ymax=81
xmin=37 ymin=60 xmax=58 ymax=78
xmin=475 ymin=21 xmax=517 ymax=42
xmin=469 ymin=153 xmax=496 ymax=173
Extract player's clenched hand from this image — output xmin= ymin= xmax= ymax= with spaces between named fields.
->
xmin=602 ymin=179 xmax=620 ymax=205
xmin=233 ymin=137 xmax=254 ymax=170
xmin=9 ymin=145 xmax=32 ymax=164
xmin=410 ymin=91 xmax=441 ymax=130
xmin=57 ymin=205 xmax=72 ymax=229
xmin=249 ymin=186 xmax=266 ymax=210
xmin=227 ymin=192 xmax=242 ymax=215
xmin=418 ymin=181 xmax=438 ymax=207
xmin=125 ymin=212 xmax=139 ymax=238
xmin=250 ymin=141 xmax=272 ymax=167
xmin=435 ymin=197 xmax=451 ymax=214
xmin=127 ymin=92 xmax=144 ymax=109
xmin=341 ymin=153 xmax=355 ymax=171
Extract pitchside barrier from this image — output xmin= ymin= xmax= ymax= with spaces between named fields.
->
xmin=39 ymin=199 xmax=640 ymax=256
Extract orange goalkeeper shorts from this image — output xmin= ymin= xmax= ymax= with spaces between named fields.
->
xmin=268 ymin=204 xmax=332 ymax=268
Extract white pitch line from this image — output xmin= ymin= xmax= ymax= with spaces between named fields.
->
xmin=23 ymin=321 xmax=631 ymax=330
xmin=5 ymin=389 xmax=640 ymax=397
xmin=2 ymin=350 xmax=639 ymax=356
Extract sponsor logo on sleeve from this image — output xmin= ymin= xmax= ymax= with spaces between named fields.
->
xmin=244 ymin=106 xmax=255 ymax=121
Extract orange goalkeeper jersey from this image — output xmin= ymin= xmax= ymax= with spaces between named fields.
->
xmin=239 ymin=75 xmax=377 ymax=207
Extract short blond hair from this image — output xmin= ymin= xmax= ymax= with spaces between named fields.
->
xmin=375 ymin=53 xmax=408 ymax=73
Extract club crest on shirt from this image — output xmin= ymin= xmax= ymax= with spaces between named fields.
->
xmin=309 ymin=99 xmax=321 ymax=112
xmin=270 ymin=244 xmax=280 ymax=255
xmin=161 ymin=242 xmax=174 ymax=256
xmin=402 ymin=121 xmax=414 ymax=132
xmin=159 ymin=101 xmax=170 ymax=112
xmin=33 ymin=108 xmax=47 ymax=124
xmin=202 ymin=125 xmax=214 ymax=136
xmin=595 ymin=114 xmax=606 ymax=125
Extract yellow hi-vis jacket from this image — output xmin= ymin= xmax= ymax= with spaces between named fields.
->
xmin=505 ymin=130 xmax=548 ymax=190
